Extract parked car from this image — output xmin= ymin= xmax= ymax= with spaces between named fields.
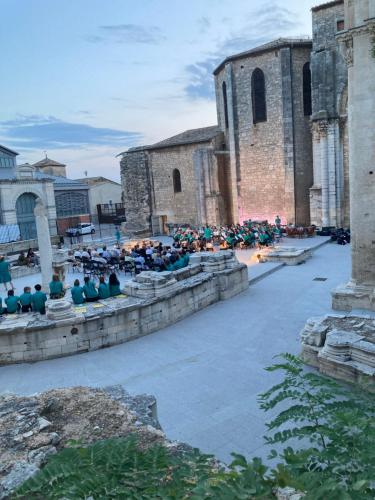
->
xmin=66 ymin=223 xmax=95 ymax=236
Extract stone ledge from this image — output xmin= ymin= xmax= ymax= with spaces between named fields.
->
xmin=300 ymin=315 xmax=375 ymax=389
xmin=0 ymin=258 xmax=249 ymax=365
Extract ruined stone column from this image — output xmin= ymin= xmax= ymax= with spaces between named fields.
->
xmin=332 ymin=0 xmax=375 ymax=310
xmin=34 ymin=198 xmax=53 ymax=293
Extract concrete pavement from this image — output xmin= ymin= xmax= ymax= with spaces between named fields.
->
xmin=0 ymin=242 xmax=350 ymax=463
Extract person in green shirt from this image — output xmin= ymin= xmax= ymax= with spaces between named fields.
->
xmin=49 ymin=274 xmax=65 ymax=299
xmin=0 ymin=256 xmax=13 ymax=292
xmin=20 ymin=286 xmax=32 ymax=313
xmin=4 ymin=290 xmax=20 ymax=314
xmin=204 ymin=226 xmax=213 ymax=241
xmin=32 ymin=284 xmax=47 ymax=314
xmin=98 ymin=276 xmax=110 ymax=299
xmin=108 ymin=273 xmax=121 ymax=297
xmin=71 ymin=279 xmax=85 ymax=305
xmin=83 ymin=276 xmax=99 ymax=302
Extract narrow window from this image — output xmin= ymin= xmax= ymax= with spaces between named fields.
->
xmin=251 ymin=68 xmax=267 ymax=124
xmin=173 ymin=169 xmax=182 ymax=193
xmin=222 ymin=81 xmax=229 ymax=129
xmin=336 ymin=19 xmax=345 ymax=32
xmin=303 ymin=62 xmax=312 ymax=116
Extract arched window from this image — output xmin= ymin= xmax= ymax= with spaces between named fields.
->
xmin=251 ymin=68 xmax=267 ymax=124
xmin=303 ymin=62 xmax=312 ymax=116
xmin=16 ymin=192 xmax=38 ymax=240
xmin=222 ymin=81 xmax=229 ymax=129
xmin=173 ymin=169 xmax=182 ymax=193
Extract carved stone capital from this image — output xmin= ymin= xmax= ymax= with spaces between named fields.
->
xmin=337 ymin=34 xmax=354 ymax=67
xmin=312 ymin=120 xmax=329 ymax=138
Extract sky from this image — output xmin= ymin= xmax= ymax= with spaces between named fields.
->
xmin=0 ymin=0 xmax=319 ymax=181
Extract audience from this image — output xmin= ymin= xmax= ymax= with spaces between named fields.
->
xmin=32 ymin=284 xmax=47 ymax=314
xmin=83 ymin=276 xmax=99 ymax=302
xmin=71 ymin=279 xmax=85 ymax=305
xmin=49 ymin=274 xmax=65 ymax=299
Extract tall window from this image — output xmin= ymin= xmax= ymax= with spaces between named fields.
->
xmin=251 ymin=68 xmax=267 ymax=124
xmin=222 ymin=81 xmax=229 ymax=129
xmin=303 ymin=62 xmax=312 ymax=116
xmin=173 ymin=169 xmax=182 ymax=193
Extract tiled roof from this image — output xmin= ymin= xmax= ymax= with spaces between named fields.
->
xmin=213 ymin=38 xmax=312 ymax=75
xmin=311 ymin=0 xmax=343 ymax=13
xmin=122 ymin=125 xmax=220 ymax=155
xmin=32 ymin=157 xmax=66 ymax=168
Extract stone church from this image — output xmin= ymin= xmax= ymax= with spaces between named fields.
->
xmin=120 ymin=0 xmax=349 ymax=234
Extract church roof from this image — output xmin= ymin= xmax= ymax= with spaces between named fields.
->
xmin=32 ymin=157 xmax=66 ymax=168
xmin=213 ymin=38 xmax=312 ymax=75
xmin=122 ymin=125 xmax=220 ymax=154
xmin=311 ymin=0 xmax=343 ymax=13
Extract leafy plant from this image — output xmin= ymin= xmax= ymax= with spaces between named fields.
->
xmin=13 ymin=435 xmax=273 ymax=499
xmin=259 ymin=354 xmax=375 ymax=499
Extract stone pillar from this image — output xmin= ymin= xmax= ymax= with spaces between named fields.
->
xmin=319 ymin=122 xmax=330 ymax=227
xmin=332 ymin=2 xmax=375 ymax=311
xmin=225 ymin=62 xmax=240 ymax=224
xmin=34 ymin=198 xmax=53 ymax=293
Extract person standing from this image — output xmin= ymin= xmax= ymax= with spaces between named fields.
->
xmin=115 ymin=227 xmax=121 ymax=247
xmin=0 ymin=256 xmax=13 ymax=291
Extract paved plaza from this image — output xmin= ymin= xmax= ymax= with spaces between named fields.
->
xmin=0 ymin=241 xmax=355 ymax=463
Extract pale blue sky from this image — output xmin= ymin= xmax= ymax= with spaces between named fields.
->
xmin=0 ymin=0 xmax=319 ymax=180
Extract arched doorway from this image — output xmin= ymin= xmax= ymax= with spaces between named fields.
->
xmin=16 ymin=193 xmax=38 ymax=240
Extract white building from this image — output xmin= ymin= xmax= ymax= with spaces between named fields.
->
xmin=76 ymin=176 xmax=123 ymax=224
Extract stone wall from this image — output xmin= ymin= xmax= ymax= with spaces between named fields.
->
xmin=0 ymin=252 xmax=248 ymax=365
xmin=150 ymin=143 xmax=208 ymax=226
xmin=214 ymin=43 xmax=313 ymax=225
xmin=120 ymin=149 xmax=152 ymax=234
xmin=310 ymin=0 xmax=349 ymax=228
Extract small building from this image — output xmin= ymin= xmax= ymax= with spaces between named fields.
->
xmin=0 ymin=146 xmax=58 ymax=241
xmin=75 ymin=176 xmax=123 ymax=224
xmin=32 ymin=156 xmax=67 ymax=178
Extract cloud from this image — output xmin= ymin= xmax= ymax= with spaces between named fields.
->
xmin=86 ymin=24 xmax=165 ymax=45
xmin=198 ymin=16 xmax=211 ymax=33
xmin=0 ymin=115 xmax=143 ymax=150
xmin=184 ymin=2 xmax=301 ymax=100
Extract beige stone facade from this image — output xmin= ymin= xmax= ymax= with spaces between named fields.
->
xmin=119 ymin=1 xmax=365 ymax=234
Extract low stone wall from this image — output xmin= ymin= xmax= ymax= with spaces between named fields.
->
xmin=10 ymin=265 xmax=40 ymax=279
xmin=0 ymin=236 xmax=60 ymax=256
xmin=0 ymin=251 xmax=248 ymax=365
xmin=301 ymin=315 xmax=375 ymax=389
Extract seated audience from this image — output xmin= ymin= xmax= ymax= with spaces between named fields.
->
xmin=49 ymin=274 xmax=65 ymax=299
xmin=98 ymin=276 xmax=110 ymax=299
xmin=71 ymin=279 xmax=85 ymax=305
xmin=32 ymin=284 xmax=47 ymax=314
xmin=109 ymin=273 xmax=121 ymax=297
xmin=20 ymin=286 xmax=33 ymax=313
xmin=83 ymin=276 xmax=99 ymax=302
xmin=4 ymin=290 xmax=20 ymax=314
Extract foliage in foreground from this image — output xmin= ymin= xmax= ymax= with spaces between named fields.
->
xmin=14 ymin=354 xmax=375 ymax=500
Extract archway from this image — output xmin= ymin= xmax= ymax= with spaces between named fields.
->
xmin=16 ymin=192 xmax=38 ymax=240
